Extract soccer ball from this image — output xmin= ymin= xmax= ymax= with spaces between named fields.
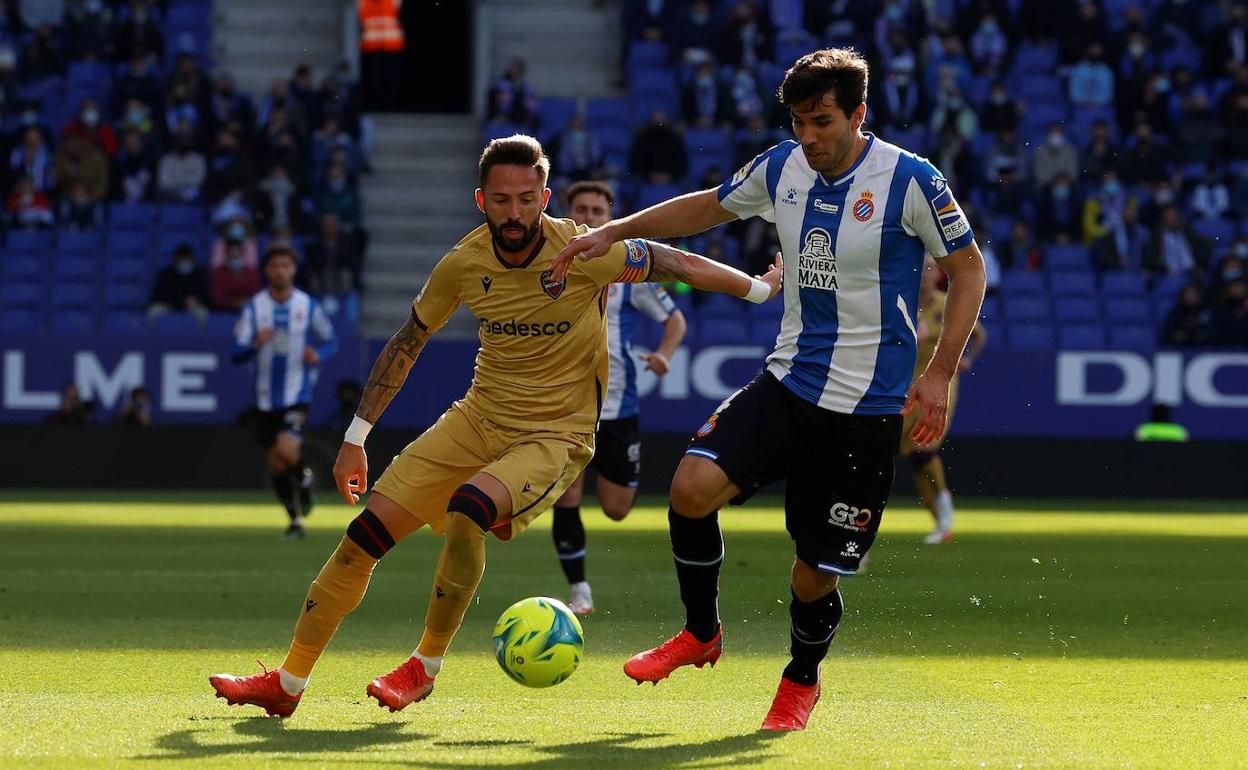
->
xmin=492 ymin=597 xmax=584 ymax=688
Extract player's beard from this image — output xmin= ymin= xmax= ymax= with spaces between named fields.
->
xmin=489 ymin=216 xmax=541 ymax=253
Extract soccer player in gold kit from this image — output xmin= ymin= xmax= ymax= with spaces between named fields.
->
xmin=209 ymin=135 xmax=783 ymax=716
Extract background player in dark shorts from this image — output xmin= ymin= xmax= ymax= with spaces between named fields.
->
xmin=550 ymin=181 xmax=687 ymax=615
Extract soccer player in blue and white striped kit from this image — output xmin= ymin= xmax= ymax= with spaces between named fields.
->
xmin=552 ymin=48 xmax=986 ymax=730
xmin=550 ymin=181 xmax=688 ymax=616
xmin=233 ymin=245 xmax=338 ymax=540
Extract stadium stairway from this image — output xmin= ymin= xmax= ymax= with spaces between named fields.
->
xmin=213 ymin=0 xmax=344 ymax=95
xmin=360 ymin=114 xmax=483 ymax=338
xmin=483 ymin=0 xmax=623 ymax=97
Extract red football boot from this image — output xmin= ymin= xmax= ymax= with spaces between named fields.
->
xmin=366 ymin=657 xmax=436 ymax=712
xmin=760 ymin=677 xmax=821 ymax=731
xmin=623 ymin=627 xmax=722 ymax=684
xmin=209 ymin=662 xmax=302 ymax=718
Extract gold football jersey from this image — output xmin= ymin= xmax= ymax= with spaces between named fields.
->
xmin=413 ymin=214 xmax=654 ymax=432
xmin=914 ymin=290 xmax=947 ymax=376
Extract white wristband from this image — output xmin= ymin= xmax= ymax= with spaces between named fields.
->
xmin=744 ymin=277 xmax=771 ymax=304
xmin=344 ymin=416 xmax=373 ymax=446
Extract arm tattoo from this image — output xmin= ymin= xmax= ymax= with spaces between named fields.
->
xmin=646 ymin=242 xmax=695 ymax=283
xmin=356 ymin=313 xmax=431 ymax=423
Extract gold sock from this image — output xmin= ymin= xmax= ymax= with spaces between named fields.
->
xmin=417 ymin=514 xmax=486 ymax=659
xmin=281 ymin=537 xmax=378 ymax=678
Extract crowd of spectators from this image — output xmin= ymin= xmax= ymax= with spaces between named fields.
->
xmin=485 ymin=1 xmax=1248 ymax=348
xmin=1 ymin=1 xmax=371 ymax=313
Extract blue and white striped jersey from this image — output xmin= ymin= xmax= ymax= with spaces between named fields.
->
xmin=601 ymin=282 xmax=677 ymax=421
xmin=718 ymin=134 xmax=975 ymax=415
xmin=233 ymin=288 xmax=337 ymax=411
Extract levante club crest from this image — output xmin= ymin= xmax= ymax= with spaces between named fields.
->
xmin=540 ymin=270 xmax=566 ymax=299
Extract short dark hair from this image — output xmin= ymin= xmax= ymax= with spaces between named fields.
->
xmin=478 ymin=134 xmax=550 ymax=188
xmin=778 ymin=47 xmax=869 ymax=119
xmin=564 ymin=180 xmax=615 ymax=208
xmin=263 ymin=243 xmax=298 ymax=266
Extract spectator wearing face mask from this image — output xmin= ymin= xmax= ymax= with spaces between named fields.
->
xmin=1145 ymin=205 xmax=1211 ymax=277
xmin=682 ymin=62 xmax=730 ymax=128
xmin=114 ymin=0 xmax=164 ymax=61
xmin=4 ymin=175 xmax=54 ymax=229
xmin=54 ymin=134 xmax=110 ymax=203
xmin=1080 ymin=120 xmax=1120 ymax=182
xmin=8 ymin=125 xmax=53 ymax=193
xmin=873 ymin=58 xmax=924 ymax=132
xmin=254 ymin=164 xmax=301 ymax=233
xmin=1082 ymin=171 xmax=1129 ymax=245
xmin=317 ymin=161 xmax=362 ymax=228
xmin=1037 ymin=174 xmax=1082 ymax=245
xmin=980 ymin=81 xmax=1021 ymax=133
xmin=66 ymin=0 xmax=115 ymax=61
xmin=1210 ymin=278 xmax=1248 ymax=346
xmin=113 ymin=128 xmax=156 ymax=203
xmin=157 ymin=120 xmax=207 ymax=202
xmin=1092 ymin=199 xmax=1149 ymax=271
xmin=58 ymin=180 xmax=102 ymax=230
xmin=1120 ymin=123 xmax=1170 ymax=187
xmin=969 ymin=14 xmax=1008 ymax=73
xmin=1033 ymin=124 xmax=1079 ymax=189
xmin=211 ymin=217 xmax=260 ymax=269
xmin=148 ymin=242 xmax=211 ymax=324
xmin=211 ymin=238 xmax=263 ymax=311
xmin=1209 ymin=246 xmax=1248 ymax=300
xmin=1068 ymin=43 xmax=1114 ymax=109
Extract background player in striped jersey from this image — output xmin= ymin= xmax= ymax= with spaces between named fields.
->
xmin=902 ymin=255 xmax=988 ymax=544
xmin=553 ymin=48 xmax=987 ymax=731
xmin=232 ymin=245 xmax=338 ymax=540
xmin=551 ymin=181 xmax=688 ymax=616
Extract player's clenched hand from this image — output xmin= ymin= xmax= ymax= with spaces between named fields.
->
xmin=333 ymin=442 xmax=368 ymax=505
xmin=758 ymin=251 xmax=784 ymax=299
xmin=641 ymin=352 xmax=670 ymax=375
xmin=254 ymin=327 xmax=275 ymax=348
xmin=303 ymin=346 xmax=320 ymax=365
xmin=550 ymin=227 xmax=614 ymax=282
xmin=902 ymin=370 xmax=951 ymax=448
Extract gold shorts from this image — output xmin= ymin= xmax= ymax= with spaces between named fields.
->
xmin=372 ymin=401 xmax=594 ymax=540
xmin=899 ymin=375 xmax=959 ymax=456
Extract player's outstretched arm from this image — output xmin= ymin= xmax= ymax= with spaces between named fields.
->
xmin=904 ymin=243 xmax=987 ymax=447
xmin=332 ymin=311 xmax=433 ymax=504
xmin=550 ymin=189 xmax=736 ymax=280
xmin=646 ymin=241 xmax=783 ymax=303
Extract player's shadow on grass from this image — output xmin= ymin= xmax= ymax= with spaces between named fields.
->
xmin=142 ymin=718 xmax=428 ymax=761
xmin=143 ymin=722 xmax=782 ymax=768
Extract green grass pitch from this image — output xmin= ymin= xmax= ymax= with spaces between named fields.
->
xmin=1 ymin=490 xmax=1246 ymax=769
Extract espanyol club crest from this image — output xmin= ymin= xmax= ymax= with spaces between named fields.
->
xmin=853 ymin=191 xmax=875 ymax=222
xmin=540 ymin=270 xmax=566 ymax=300
xmin=696 ymin=414 xmax=718 ymax=438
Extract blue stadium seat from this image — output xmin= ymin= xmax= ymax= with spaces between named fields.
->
xmin=988 ymin=215 xmax=1014 ymax=246
xmin=1104 ymin=298 xmax=1151 ymax=323
xmin=1054 ymin=297 xmax=1100 ymax=321
xmin=104 ymin=254 xmax=149 ymax=281
xmin=204 ymin=313 xmax=238 ymax=337
xmin=0 ymin=308 xmax=42 ymax=332
xmin=1018 ymin=75 xmax=1064 ymax=102
xmin=483 ymin=120 xmax=525 ymax=144
xmin=49 ymin=310 xmax=95 ymax=334
xmin=50 ymin=283 xmax=97 ymax=308
xmin=699 ymin=318 xmax=748 ymax=345
xmin=150 ymin=312 xmax=205 ymax=336
xmin=103 ymin=282 xmax=148 ymax=309
xmin=0 ymin=282 xmax=45 ymax=307
xmin=6 ymin=230 xmax=52 ymax=252
xmin=67 ymin=61 xmax=112 ymax=85
xmin=1058 ymin=324 xmax=1107 ymax=348
xmin=629 ymin=68 xmax=677 ymax=97
xmin=1046 ymin=244 xmax=1091 ymax=271
xmin=1193 ymin=218 xmax=1236 ymax=246
xmin=747 ymin=296 xmax=784 ymax=319
xmin=626 ymin=40 xmax=668 ymax=70
xmin=636 ymin=183 xmax=683 ymax=211
xmin=698 ymin=292 xmax=745 ymax=319
xmin=630 ymin=92 xmax=681 ymax=128
xmin=536 ymin=97 xmax=578 ymax=143
xmin=586 ymin=97 xmax=632 ymax=128
xmin=1151 ymin=273 xmax=1188 ymax=301
xmin=1000 ymin=270 xmax=1047 ymax=295
xmin=101 ymin=311 xmax=146 ymax=333
xmin=1002 ymin=297 xmax=1051 ymax=322
xmin=980 ymin=321 xmax=1004 ymax=348
xmin=109 ymin=203 xmax=158 ymax=226
xmin=978 ymin=295 xmax=1001 ymax=322
xmin=594 ymin=125 xmax=632 ymax=172
xmin=57 ymin=229 xmax=104 ymax=254
xmin=1020 ymin=101 xmax=1067 ymax=130
xmin=1008 ymin=324 xmax=1056 ymax=349
xmin=1013 ymin=42 xmax=1058 ymax=75
xmin=53 ymin=255 xmax=101 ymax=281
xmin=0 ymin=253 xmax=42 ymax=279
xmin=751 ymin=320 xmax=779 ymax=346
xmin=159 ymin=204 xmax=204 ymax=226
xmin=1109 ymin=324 xmax=1156 ymax=350
xmin=107 ymin=229 xmax=152 ymax=253
xmin=1100 ymin=272 xmax=1148 ymax=296
xmin=1050 ymin=271 xmax=1097 ymax=295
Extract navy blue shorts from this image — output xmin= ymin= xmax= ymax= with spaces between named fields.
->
xmin=686 ymin=371 xmax=900 ymax=575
